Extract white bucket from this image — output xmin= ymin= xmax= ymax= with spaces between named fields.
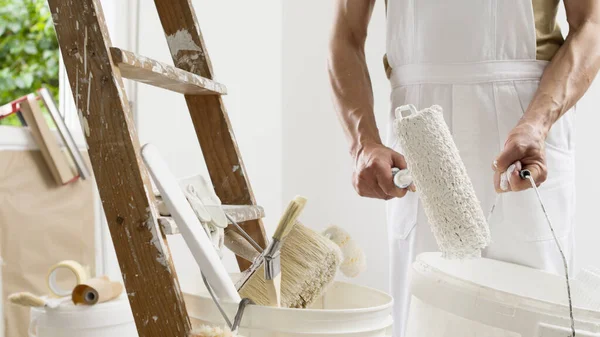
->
xmin=405 ymin=252 xmax=600 ymax=337
xmin=184 ymin=280 xmax=393 ymax=337
xmin=28 ymin=296 xmax=137 ymax=337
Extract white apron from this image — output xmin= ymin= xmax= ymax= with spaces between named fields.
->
xmin=384 ymin=1 xmax=576 ymax=337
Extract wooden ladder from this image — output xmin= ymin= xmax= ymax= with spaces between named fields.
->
xmin=47 ymin=1 xmax=268 ymax=336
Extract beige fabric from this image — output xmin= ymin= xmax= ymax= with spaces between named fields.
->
xmin=533 ymin=0 xmax=564 ymax=61
xmin=383 ymin=0 xmax=564 ymax=76
xmin=0 ymin=150 xmax=95 ymax=337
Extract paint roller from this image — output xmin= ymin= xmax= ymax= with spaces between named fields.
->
xmin=392 ymin=104 xmax=490 ymax=259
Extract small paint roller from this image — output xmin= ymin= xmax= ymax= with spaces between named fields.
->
xmin=322 ymin=225 xmax=366 ymax=278
xmin=71 ymin=276 xmax=123 ymax=305
xmin=393 ymin=104 xmax=490 ymax=259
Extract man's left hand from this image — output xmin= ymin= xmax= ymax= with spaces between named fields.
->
xmin=493 ymin=120 xmax=548 ymax=192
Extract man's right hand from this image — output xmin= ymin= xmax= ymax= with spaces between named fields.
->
xmin=352 ymin=143 xmax=413 ymax=200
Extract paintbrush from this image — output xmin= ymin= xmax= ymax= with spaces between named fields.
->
xmin=236 ymin=200 xmax=342 ymax=308
xmin=8 ymin=292 xmax=70 ymax=309
xmin=264 ymin=196 xmax=307 ymax=307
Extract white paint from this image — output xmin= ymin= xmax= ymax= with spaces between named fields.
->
xmin=84 ymin=27 xmax=88 ymax=73
xmin=148 ymin=216 xmax=170 ymax=268
xmin=78 ymin=109 xmax=90 ymax=137
xmin=165 ymin=29 xmax=202 ymax=58
xmin=86 ymin=73 xmax=93 ymax=115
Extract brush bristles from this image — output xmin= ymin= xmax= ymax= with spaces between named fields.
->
xmin=8 ymin=292 xmax=46 ymax=307
xmin=239 ymin=223 xmax=342 ymax=308
xmin=273 ymin=196 xmax=307 ymax=240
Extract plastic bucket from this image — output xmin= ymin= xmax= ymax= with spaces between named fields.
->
xmin=184 ymin=280 xmax=393 ymax=337
xmin=28 ymin=296 xmax=137 ymax=337
xmin=405 ymin=252 xmax=600 ymax=337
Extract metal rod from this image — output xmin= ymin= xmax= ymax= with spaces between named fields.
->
xmin=201 ymin=273 xmax=232 ymax=329
xmin=521 ymin=170 xmax=575 ymax=337
xmin=225 ymin=213 xmax=265 ymax=252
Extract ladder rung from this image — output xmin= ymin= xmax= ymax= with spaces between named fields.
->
xmin=110 ymin=47 xmax=227 ymax=95
xmin=221 ymin=205 xmax=266 ymax=223
xmin=159 ymin=205 xmax=265 ymax=235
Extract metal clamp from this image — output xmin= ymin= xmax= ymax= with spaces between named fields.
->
xmin=264 ymin=239 xmax=283 ymax=280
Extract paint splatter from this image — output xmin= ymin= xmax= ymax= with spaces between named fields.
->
xmin=165 ymin=29 xmax=202 ymax=58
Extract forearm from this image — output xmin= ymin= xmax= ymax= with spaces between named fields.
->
xmin=328 ymin=39 xmax=380 ymax=157
xmin=524 ymin=20 xmax=600 ymax=134
xmin=328 ymin=0 xmax=379 ymax=158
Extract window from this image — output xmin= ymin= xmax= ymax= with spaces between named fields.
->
xmin=0 ymin=0 xmax=59 ymax=126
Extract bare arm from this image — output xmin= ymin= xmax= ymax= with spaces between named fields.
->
xmin=328 ymin=0 xmax=408 ymax=199
xmin=328 ymin=0 xmax=378 ymax=156
xmin=495 ymin=0 xmax=600 ymax=191
xmin=527 ymin=0 xmax=600 ymax=129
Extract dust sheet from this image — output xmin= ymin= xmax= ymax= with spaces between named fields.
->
xmin=0 ymin=150 xmax=95 ymax=337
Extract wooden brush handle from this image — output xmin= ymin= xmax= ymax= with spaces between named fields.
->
xmin=272 ymin=196 xmax=307 ymax=241
xmin=224 ymin=230 xmax=261 ymax=262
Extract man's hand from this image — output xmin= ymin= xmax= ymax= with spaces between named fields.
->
xmin=492 ymin=0 xmax=600 ymax=192
xmin=493 ymin=121 xmax=547 ymax=192
xmin=353 ymin=143 xmax=413 ymax=200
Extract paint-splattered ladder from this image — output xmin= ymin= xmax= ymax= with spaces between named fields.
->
xmin=46 ymin=1 xmax=268 ymax=336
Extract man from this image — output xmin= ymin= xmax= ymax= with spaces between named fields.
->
xmin=328 ymin=1 xmax=600 ymax=336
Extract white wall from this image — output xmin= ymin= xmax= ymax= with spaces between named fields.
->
xmin=282 ymin=1 xmax=391 ymax=291
xmin=556 ymin=7 xmax=600 ymax=272
xmin=133 ymin=1 xmax=283 ymax=291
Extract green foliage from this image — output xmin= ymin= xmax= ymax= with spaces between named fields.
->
xmin=0 ymin=0 xmax=59 ymax=126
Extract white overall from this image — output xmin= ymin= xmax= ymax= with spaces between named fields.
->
xmin=384 ymin=1 xmax=576 ymax=337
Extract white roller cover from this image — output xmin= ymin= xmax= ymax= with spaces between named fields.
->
xmin=394 ymin=105 xmax=490 ymax=258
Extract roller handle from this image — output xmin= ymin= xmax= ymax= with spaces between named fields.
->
xmin=395 ymin=104 xmax=418 ymax=119
xmin=392 ymin=167 xmax=413 ymax=189
xmin=224 ymin=230 xmax=261 ymax=262
xmin=519 ymin=169 xmax=531 ymax=180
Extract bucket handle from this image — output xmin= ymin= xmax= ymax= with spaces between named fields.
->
xmin=201 ymin=273 xmax=253 ymax=332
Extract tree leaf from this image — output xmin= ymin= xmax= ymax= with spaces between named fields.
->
xmin=0 ymin=0 xmax=59 ymax=107
xmin=22 ymin=73 xmax=34 ymax=88
xmin=23 ymin=41 xmax=37 ymax=54
xmin=14 ymin=77 xmax=25 ymax=89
